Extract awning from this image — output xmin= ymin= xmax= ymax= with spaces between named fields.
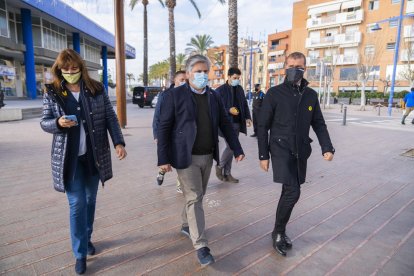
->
xmin=268 ymin=50 xmax=285 ymax=57
xmin=268 ymin=64 xmax=277 ymax=70
xmin=341 ymin=0 xmax=362 ymax=10
xmin=308 ymin=2 xmax=341 ymax=16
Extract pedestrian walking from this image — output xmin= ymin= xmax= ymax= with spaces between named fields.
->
xmin=153 ymin=70 xmax=186 ymax=192
xmin=251 ymin=83 xmax=265 ymax=137
xmin=215 ymin=68 xmax=252 ymax=183
xmin=157 ymin=54 xmax=245 ymax=266
xmin=257 ymin=52 xmax=335 ymax=256
xmin=40 ymin=49 xmax=127 ymax=275
xmin=0 ymin=82 xmax=5 ymax=108
xmin=401 ymin=88 xmax=414 ymax=125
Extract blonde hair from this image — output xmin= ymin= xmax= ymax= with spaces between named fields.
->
xmin=51 ymin=49 xmax=102 ymax=95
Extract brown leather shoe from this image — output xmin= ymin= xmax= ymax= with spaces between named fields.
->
xmin=224 ymin=174 xmax=239 ymax=183
xmin=215 ymin=165 xmax=224 ymax=181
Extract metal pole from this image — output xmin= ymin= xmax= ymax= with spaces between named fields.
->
xmin=114 ymin=0 xmax=127 ymax=128
xmin=249 ymin=36 xmax=254 ymax=105
xmin=318 ymin=59 xmax=323 ymax=103
xmin=389 ymin=0 xmax=405 ymax=116
xmin=342 ymin=106 xmax=347 ymax=125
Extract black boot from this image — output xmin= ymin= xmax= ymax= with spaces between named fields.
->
xmin=75 ymin=258 xmax=87 ymax=274
xmin=272 ymin=233 xmax=287 ymax=256
xmin=401 ymin=115 xmax=407 ymax=125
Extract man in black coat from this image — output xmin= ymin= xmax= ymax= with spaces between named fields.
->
xmin=251 ymin=83 xmax=265 ymax=137
xmin=157 ymin=54 xmax=245 ymax=266
xmin=215 ymin=67 xmax=252 ymax=183
xmin=257 ymin=52 xmax=335 ymax=256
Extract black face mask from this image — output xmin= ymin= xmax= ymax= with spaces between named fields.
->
xmin=286 ymin=68 xmax=305 ymax=84
xmin=255 ymin=88 xmax=259 ymax=92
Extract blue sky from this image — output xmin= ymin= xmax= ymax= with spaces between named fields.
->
xmin=62 ymin=0 xmax=295 ymax=81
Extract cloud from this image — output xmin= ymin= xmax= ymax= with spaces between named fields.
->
xmin=61 ymin=0 xmax=294 ymax=83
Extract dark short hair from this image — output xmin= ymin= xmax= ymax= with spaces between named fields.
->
xmin=174 ymin=70 xmax=186 ymax=77
xmin=255 ymin=83 xmax=261 ymax=89
xmin=228 ymin=67 xmax=242 ymax=76
xmin=285 ymin=52 xmax=306 ymax=66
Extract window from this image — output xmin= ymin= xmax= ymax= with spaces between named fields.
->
xmin=340 ymin=67 xmax=358 ymax=80
xmin=259 ymin=54 xmax=264 ymax=61
xmin=387 ymin=42 xmax=396 ymax=50
xmin=82 ymin=38 xmax=100 ymax=63
xmin=42 ymin=19 xmax=66 ymax=52
xmin=0 ymin=0 xmax=8 ymax=37
xmin=259 ymin=66 xmax=263 ymax=73
xmin=270 ymin=40 xmax=279 ymax=50
xmin=389 ymin=19 xmax=398 ymax=28
xmin=269 ymin=56 xmax=276 ymax=62
xmin=306 ymin=68 xmax=319 ymax=81
xmin=32 ymin=17 xmax=42 ymax=47
xmin=270 ymin=77 xmax=275 ymax=87
xmin=8 ymin=12 xmax=16 ymax=43
xmin=368 ymin=0 xmax=379 ymax=10
xmin=365 ymin=45 xmax=375 ymax=56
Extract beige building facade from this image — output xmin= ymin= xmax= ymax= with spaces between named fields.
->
xmin=267 ymin=30 xmax=292 ymax=90
xmin=292 ymin=0 xmax=414 ymax=94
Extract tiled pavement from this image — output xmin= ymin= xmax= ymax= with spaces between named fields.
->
xmin=0 ymin=103 xmax=413 ymax=275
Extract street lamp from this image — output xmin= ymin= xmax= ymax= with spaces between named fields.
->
xmin=241 ymin=37 xmax=262 ymax=105
xmin=371 ymin=0 xmax=414 ymax=116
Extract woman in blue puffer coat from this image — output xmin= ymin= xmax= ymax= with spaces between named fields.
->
xmin=40 ymin=49 xmax=127 ymax=275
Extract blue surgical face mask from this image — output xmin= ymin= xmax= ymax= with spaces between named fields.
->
xmin=230 ymin=79 xmax=240 ymax=87
xmin=192 ymin=72 xmax=209 ymax=89
xmin=178 ymin=81 xmax=186 ymax=87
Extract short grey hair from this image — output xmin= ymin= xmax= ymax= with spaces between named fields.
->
xmin=185 ymin=54 xmax=211 ymax=73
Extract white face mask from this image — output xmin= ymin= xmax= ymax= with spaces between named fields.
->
xmin=231 ymin=79 xmax=240 ymax=87
xmin=192 ymin=72 xmax=209 ymax=89
xmin=178 ymin=81 xmax=186 ymax=87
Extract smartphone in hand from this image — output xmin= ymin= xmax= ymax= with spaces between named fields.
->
xmin=64 ymin=115 xmax=78 ymax=126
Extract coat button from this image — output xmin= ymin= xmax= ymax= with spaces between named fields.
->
xmin=278 ymin=139 xmax=281 ymax=141
xmin=77 ymin=107 xmax=81 ymax=110
xmin=82 ymin=120 xmax=86 ymax=123
xmin=93 ymin=130 xmax=95 ymax=132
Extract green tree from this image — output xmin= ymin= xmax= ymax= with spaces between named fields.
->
xmin=130 ymin=0 xmax=165 ymax=86
xmin=185 ymin=34 xmax=214 ymax=56
xmin=126 ymin=72 xmax=135 ymax=89
xmin=149 ymin=59 xmax=170 ymax=86
xmin=176 ymin=53 xmax=187 ymax=71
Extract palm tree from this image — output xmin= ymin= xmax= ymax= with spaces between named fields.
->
xmin=161 ymin=0 xmax=201 ymax=83
xmin=227 ymin=0 xmax=238 ymax=68
xmin=130 ymin=0 xmax=165 ymax=87
xmin=126 ymin=72 xmax=135 ymax=89
xmin=176 ymin=53 xmax=187 ymax=71
xmin=185 ymin=34 xmax=214 ymax=56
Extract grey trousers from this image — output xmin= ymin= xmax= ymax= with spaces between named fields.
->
xmin=176 ymin=154 xmax=213 ymax=249
xmin=219 ymin=123 xmax=240 ymax=175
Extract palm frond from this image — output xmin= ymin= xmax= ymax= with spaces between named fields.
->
xmin=158 ymin=0 xmax=165 ymax=8
xmin=188 ymin=0 xmax=201 ymax=18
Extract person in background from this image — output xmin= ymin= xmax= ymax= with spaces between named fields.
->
xmin=153 ymin=71 xmax=186 ymax=192
xmin=251 ymin=83 xmax=265 ymax=137
xmin=401 ymin=87 xmax=414 ymax=125
xmin=40 ymin=49 xmax=127 ymax=275
xmin=257 ymin=52 xmax=334 ymax=257
xmin=215 ymin=67 xmax=252 ymax=183
xmin=157 ymin=54 xmax=245 ymax=266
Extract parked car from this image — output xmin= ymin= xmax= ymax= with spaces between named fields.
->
xmin=132 ymin=86 xmax=162 ymax=108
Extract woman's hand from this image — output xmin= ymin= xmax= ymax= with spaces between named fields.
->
xmin=115 ymin=145 xmax=127 ymax=160
xmin=58 ymin=116 xmax=77 ymax=128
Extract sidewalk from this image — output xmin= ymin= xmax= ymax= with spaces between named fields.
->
xmin=0 ymin=104 xmax=413 ymax=275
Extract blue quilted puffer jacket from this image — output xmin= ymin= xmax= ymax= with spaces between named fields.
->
xmin=40 ymin=81 xmax=125 ymax=192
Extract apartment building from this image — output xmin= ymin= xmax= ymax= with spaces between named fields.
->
xmin=238 ymin=38 xmax=268 ymax=91
xmin=207 ymin=45 xmax=228 ymax=89
xmin=291 ymin=0 xmax=414 ymax=93
xmin=267 ymin=30 xmax=292 ymax=89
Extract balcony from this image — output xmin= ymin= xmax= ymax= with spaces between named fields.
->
xmin=403 ymin=25 xmax=414 ymax=41
xmin=307 ymin=9 xmax=364 ymax=30
xmin=407 ymin=0 xmax=414 ymax=14
xmin=400 ymin=49 xmax=414 ymax=61
xmin=305 ymin=32 xmax=361 ymax=49
xmin=269 ymin=43 xmax=287 ymax=51
xmin=306 ymin=55 xmax=359 ymax=66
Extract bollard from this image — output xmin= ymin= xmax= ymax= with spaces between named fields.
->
xmin=377 ymin=104 xmax=381 ymax=116
xmin=340 ymin=103 xmax=344 ymax=113
xmin=342 ymin=106 xmax=347 ymax=126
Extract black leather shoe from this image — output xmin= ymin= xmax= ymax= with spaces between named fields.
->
xmin=284 ymin=234 xmax=292 ymax=249
xmin=87 ymin=241 xmax=96 ymax=255
xmin=75 ymin=258 xmax=87 ymax=275
xmin=272 ymin=234 xmax=287 ymax=256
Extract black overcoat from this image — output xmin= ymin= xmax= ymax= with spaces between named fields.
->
xmin=257 ymin=79 xmax=334 ymax=184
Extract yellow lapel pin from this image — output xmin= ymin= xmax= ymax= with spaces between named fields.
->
xmin=308 ymin=106 xmax=313 ymax=111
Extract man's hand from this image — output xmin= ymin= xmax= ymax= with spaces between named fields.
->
xmin=235 ymin=154 xmax=245 ymax=162
xmin=246 ymin=119 xmax=252 ymax=127
xmin=323 ymin=152 xmax=334 ymax=161
xmin=159 ymin=164 xmax=172 ymax=172
xmin=154 ymin=139 xmax=158 ymax=144
xmin=260 ymin=160 xmax=269 ymax=172
xmin=115 ymin=145 xmax=127 ymax=160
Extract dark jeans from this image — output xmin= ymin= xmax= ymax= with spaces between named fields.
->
xmin=273 ymin=178 xmax=301 ymax=235
xmin=66 ymin=156 xmax=100 ymax=259
xmin=252 ymin=108 xmax=260 ymax=134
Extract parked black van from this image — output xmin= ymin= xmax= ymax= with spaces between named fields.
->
xmin=132 ymin=86 xmax=162 ymax=108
